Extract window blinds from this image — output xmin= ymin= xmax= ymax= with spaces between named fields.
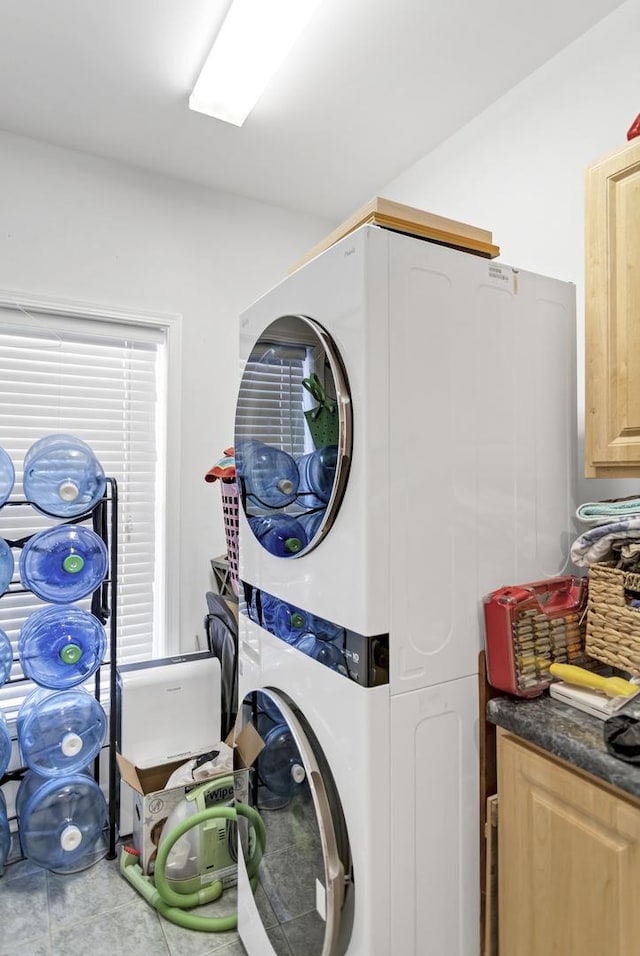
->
xmin=235 ymin=346 xmax=307 ymax=456
xmin=0 ymin=308 xmax=166 ymax=681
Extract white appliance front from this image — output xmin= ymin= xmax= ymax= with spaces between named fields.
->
xmin=237 ymin=225 xmax=576 ymax=693
xmin=237 ymin=227 xmax=391 ymax=638
xmin=235 ymin=619 xmax=479 ymax=956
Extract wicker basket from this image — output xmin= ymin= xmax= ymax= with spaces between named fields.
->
xmin=586 ymin=563 xmax=640 ymax=674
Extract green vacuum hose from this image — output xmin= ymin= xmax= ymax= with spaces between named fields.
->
xmin=120 ymin=801 xmax=266 ymax=933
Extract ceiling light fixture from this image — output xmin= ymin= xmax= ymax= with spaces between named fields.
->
xmin=189 ymin=0 xmax=324 ymax=127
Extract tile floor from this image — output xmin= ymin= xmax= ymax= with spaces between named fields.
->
xmin=0 ymin=780 xmax=323 ymax=956
xmin=0 ymin=847 xmax=254 ymax=956
xmin=0 ymin=805 xmax=319 ymax=956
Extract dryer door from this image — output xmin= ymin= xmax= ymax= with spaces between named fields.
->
xmin=236 ymin=688 xmax=353 ymax=956
xmin=235 ymin=315 xmax=352 ymax=557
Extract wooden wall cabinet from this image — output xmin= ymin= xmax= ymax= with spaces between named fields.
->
xmin=585 ymin=137 xmax=640 ymax=477
xmin=497 ymin=729 xmax=640 ymax=956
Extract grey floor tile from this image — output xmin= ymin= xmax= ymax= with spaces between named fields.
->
xmin=260 ymin=843 xmax=323 ymax=924
xmin=266 ymin=924 xmax=293 ymax=956
xmin=216 ymin=941 xmax=248 ymax=956
xmin=254 ymin=881 xmax=278 ymax=930
xmin=260 ymin=794 xmax=318 ymax=856
xmin=0 ymin=935 xmax=52 ymax=956
xmin=0 ymin=869 xmax=50 ymax=947
xmin=51 ymin=896 xmax=169 ymax=956
xmin=281 ymin=909 xmax=326 ymax=955
xmin=47 ymin=852 xmax=136 ymax=925
xmin=158 ymin=885 xmax=241 ymax=956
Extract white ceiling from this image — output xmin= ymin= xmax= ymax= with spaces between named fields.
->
xmin=0 ymin=0 xmax=627 ymax=221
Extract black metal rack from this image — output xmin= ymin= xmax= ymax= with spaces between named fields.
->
xmin=0 ymin=476 xmax=119 ymax=867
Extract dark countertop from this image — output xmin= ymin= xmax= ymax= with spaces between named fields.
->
xmin=487 ymin=694 xmax=640 ymax=801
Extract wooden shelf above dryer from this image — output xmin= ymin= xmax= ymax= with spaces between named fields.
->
xmin=289 ymin=196 xmax=500 ymax=273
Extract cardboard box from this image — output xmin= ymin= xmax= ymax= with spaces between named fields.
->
xmin=116 ymin=723 xmax=263 ymax=878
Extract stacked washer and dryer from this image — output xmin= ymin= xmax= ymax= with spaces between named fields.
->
xmin=232 ymin=224 xmax=577 ymax=956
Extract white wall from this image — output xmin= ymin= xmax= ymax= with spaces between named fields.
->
xmin=0 ymin=129 xmax=331 ymax=651
xmin=381 ymin=0 xmax=640 ymax=506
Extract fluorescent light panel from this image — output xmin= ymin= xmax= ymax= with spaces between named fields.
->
xmin=190 ymin=0 xmax=324 ymax=127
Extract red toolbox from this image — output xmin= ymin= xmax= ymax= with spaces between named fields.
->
xmin=483 ymin=576 xmax=587 ymax=697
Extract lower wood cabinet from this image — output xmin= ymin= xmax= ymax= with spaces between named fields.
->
xmin=497 ymin=728 xmax=640 ymax=956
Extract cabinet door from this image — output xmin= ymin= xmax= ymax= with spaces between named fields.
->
xmin=585 ymin=138 xmax=640 ymax=476
xmin=498 ymin=731 xmax=640 ymax=956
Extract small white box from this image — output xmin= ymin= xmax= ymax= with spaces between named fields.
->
xmin=116 ymin=652 xmax=222 ymax=836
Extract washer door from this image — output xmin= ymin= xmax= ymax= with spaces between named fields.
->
xmin=235 ymin=315 xmax=352 ymax=557
xmin=236 ymin=688 xmax=353 ymax=956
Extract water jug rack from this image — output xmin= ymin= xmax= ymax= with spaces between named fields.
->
xmin=0 ymin=477 xmax=119 ymax=870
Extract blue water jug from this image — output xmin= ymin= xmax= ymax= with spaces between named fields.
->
xmin=309 ymin=614 xmax=345 ymax=645
xmin=0 ymin=709 xmax=11 ymax=779
xmin=255 ymin=592 xmax=287 ymax=633
xmin=296 ymin=635 xmax=348 ymax=676
xmin=256 ymin=691 xmax=283 ymax=725
xmin=17 ymin=687 xmax=107 ymax=777
xmin=236 ymin=440 xmax=299 ymax=508
xmin=0 ymin=447 xmax=14 ymax=507
xmin=0 ymin=538 xmax=14 ymax=597
xmin=0 ymin=627 xmax=12 ymax=687
xmin=20 ymin=525 xmax=108 ymax=604
xmin=297 ymin=445 xmax=338 ymax=509
xmin=0 ymin=790 xmax=10 ymax=874
xmin=258 ymin=723 xmax=306 ymax=798
xmin=272 ymin=602 xmax=312 ymax=645
xmin=23 ymin=434 xmax=106 ymax=518
xmin=298 ymin=508 xmax=325 ymax=544
xmin=16 ymin=770 xmax=108 ymax=873
xmin=18 ymin=605 xmax=106 ymax=690
xmin=249 ymin=514 xmax=307 ymax=558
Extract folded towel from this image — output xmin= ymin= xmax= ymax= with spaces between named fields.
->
xmin=571 ymin=517 xmax=640 ymax=567
xmin=576 ymin=496 xmax=640 ymax=524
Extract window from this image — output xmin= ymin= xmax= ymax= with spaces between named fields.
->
xmin=0 ymin=295 xmax=176 ymax=701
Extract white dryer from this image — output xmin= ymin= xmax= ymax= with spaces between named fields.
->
xmin=233 ymin=224 xmax=577 ymax=955
xmin=236 ymin=225 xmax=577 ymax=690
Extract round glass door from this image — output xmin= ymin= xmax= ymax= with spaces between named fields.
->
xmin=236 ymin=689 xmax=353 ymax=956
xmin=234 ymin=315 xmax=352 ymax=557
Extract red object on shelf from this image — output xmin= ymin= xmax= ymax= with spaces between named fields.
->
xmin=627 ymin=113 xmax=640 ymax=141
xmin=483 ymin=576 xmax=587 ymax=698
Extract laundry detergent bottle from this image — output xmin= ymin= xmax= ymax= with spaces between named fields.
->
xmin=0 ymin=447 xmax=15 ymax=507
xmin=236 ymin=440 xmax=299 ymax=508
xmin=248 ymin=514 xmax=307 ymax=558
xmin=23 ymin=434 xmax=106 ymax=518
xmin=20 ymin=525 xmax=108 ymax=604
xmin=17 ymin=686 xmax=107 ymax=777
xmin=16 ymin=770 xmax=108 ymax=873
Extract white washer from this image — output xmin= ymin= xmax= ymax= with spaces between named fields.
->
xmin=234 ymin=225 xmax=577 ymax=955
xmin=236 ymin=621 xmax=478 ymax=956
